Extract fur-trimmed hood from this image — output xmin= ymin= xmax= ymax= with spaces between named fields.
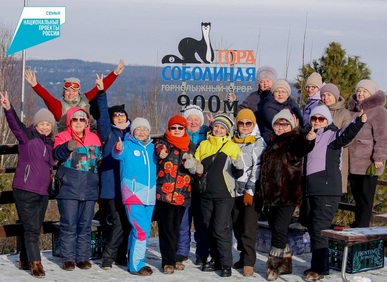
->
xmin=348 ymin=90 xmax=386 ymax=112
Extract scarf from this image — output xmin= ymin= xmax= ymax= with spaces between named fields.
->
xmin=165 ymin=130 xmax=190 ymax=150
xmin=233 ymin=133 xmax=255 ymax=144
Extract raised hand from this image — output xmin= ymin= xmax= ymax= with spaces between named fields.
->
xmin=159 ymin=145 xmax=168 ymax=159
xmin=0 ymin=91 xmax=11 ymax=110
xmin=95 ymin=74 xmax=104 ymax=90
xmin=227 ymin=93 xmax=236 ymax=101
xmin=306 ymin=125 xmax=316 ymax=141
xmin=358 ymin=109 xmax=367 ymax=123
xmin=115 ymin=136 xmax=123 ymax=151
xmin=206 ymin=112 xmax=214 ymax=125
xmin=183 ymin=153 xmax=196 ymax=169
xmin=24 ymin=69 xmax=38 ymax=87
xmin=113 ymin=59 xmax=125 ymax=75
xmin=67 ymin=135 xmax=78 ymax=151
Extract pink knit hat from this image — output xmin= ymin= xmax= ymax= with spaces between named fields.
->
xmin=320 ymin=83 xmax=340 ymax=101
xmin=355 ymin=79 xmax=379 ymax=95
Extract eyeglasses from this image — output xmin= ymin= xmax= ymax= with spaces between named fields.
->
xmin=273 ymin=122 xmax=290 ymax=129
xmin=71 ymin=117 xmax=87 ymax=123
xmin=237 ymin=121 xmax=253 ymax=127
xmin=63 ymin=82 xmax=81 ymax=90
xmin=310 ymin=116 xmax=327 ymax=123
xmin=169 ymin=126 xmax=185 ymax=131
xmin=305 ymin=85 xmax=318 ymax=90
xmin=273 ymin=90 xmax=288 ymax=95
xmin=112 ymin=112 xmax=126 ymax=118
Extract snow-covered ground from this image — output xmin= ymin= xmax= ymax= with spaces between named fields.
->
xmin=0 ymin=237 xmax=386 ymax=282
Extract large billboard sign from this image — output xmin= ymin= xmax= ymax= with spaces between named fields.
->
xmin=161 ymin=22 xmax=256 ymax=113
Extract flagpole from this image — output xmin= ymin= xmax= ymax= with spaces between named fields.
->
xmin=20 ymin=0 xmax=28 ymax=122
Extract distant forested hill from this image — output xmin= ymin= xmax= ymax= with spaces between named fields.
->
xmin=26 ymin=59 xmax=163 ymax=102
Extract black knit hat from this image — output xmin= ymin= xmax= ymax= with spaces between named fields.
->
xmin=108 ymin=104 xmax=128 ymax=124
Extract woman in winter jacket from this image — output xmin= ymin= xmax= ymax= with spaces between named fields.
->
xmin=194 ymin=114 xmax=244 ymax=277
xmin=258 ymin=79 xmax=304 ymax=144
xmin=347 ymin=80 xmax=387 ymax=227
xmin=112 ymin=117 xmax=156 ymax=276
xmin=260 ymin=109 xmax=315 ymax=281
xmin=227 ymin=66 xmax=278 ymax=114
xmin=303 ymin=105 xmax=366 ymax=281
xmin=231 ymin=109 xmax=266 ymax=277
xmin=24 ymin=60 xmax=124 ymax=132
xmin=176 ymin=105 xmax=211 ymax=266
xmin=1 ymin=91 xmax=56 ymax=278
xmin=154 ymin=115 xmax=197 ymax=274
xmin=53 ymin=107 xmax=102 ymax=271
xmin=95 ymin=74 xmax=131 ymax=268
xmin=302 ymin=72 xmax=323 ymax=125
xmin=320 ymin=83 xmax=353 ymax=193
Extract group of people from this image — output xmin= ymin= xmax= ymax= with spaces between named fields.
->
xmin=1 ymin=62 xmax=386 ymax=281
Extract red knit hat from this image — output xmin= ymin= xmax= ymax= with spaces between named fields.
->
xmin=168 ymin=115 xmax=187 ymax=128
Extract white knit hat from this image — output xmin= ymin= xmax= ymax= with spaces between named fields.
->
xmin=256 ymin=66 xmax=277 ymax=82
xmin=130 ymin=117 xmax=151 ymax=135
xmin=182 ymin=105 xmax=204 ymax=126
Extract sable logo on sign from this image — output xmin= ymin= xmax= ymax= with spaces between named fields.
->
xmin=161 ymin=22 xmax=256 ymax=83
xmin=162 ymin=22 xmax=214 ymax=64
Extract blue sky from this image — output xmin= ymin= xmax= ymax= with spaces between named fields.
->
xmin=2 ymin=0 xmax=387 ymax=90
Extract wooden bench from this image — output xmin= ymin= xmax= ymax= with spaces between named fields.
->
xmin=373 ymin=213 xmax=387 ymax=223
xmin=321 ymin=227 xmax=387 ymax=282
xmin=0 ymin=190 xmax=103 ymax=258
xmin=0 ymin=190 xmax=60 ymax=238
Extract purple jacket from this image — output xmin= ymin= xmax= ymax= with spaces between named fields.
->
xmin=5 ymin=106 xmax=54 ymax=195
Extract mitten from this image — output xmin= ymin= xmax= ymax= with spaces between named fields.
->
xmin=243 ymin=193 xmax=253 ymax=206
xmin=67 ymin=138 xmax=77 ymax=151
xmin=183 ymin=154 xmax=197 ymax=174
xmin=232 ymin=155 xmax=244 ymax=170
xmin=196 ymin=163 xmax=204 ymax=174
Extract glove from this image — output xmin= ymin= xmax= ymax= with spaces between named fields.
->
xmin=196 ymin=163 xmax=204 ymax=174
xmin=67 ymin=138 xmax=77 ymax=151
xmin=183 ymin=153 xmax=195 ymax=169
xmin=243 ymin=193 xmax=253 ymax=206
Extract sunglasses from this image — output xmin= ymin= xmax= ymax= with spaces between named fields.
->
xmin=310 ymin=116 xmax=327 ymax=123
xmin=237 ymin=121 xmax=253 ymax=127
xmin=305 ymin=85 xmax=318 ymax=90
xmin=71 ymin=117 xmax=87 ymax=123
xmin=273 ymin=122 xmax=290 ymax=128
xmin=169 ymin=126 xmax=185 ymax=131
xmin=63 ymin=82 xmax=81 ymax=90
xmin=113 ymin=112 xmax=126 ymax=118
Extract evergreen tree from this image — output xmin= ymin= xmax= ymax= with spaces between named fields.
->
xmin=294 ymin=42 xmax=371 ymax=105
